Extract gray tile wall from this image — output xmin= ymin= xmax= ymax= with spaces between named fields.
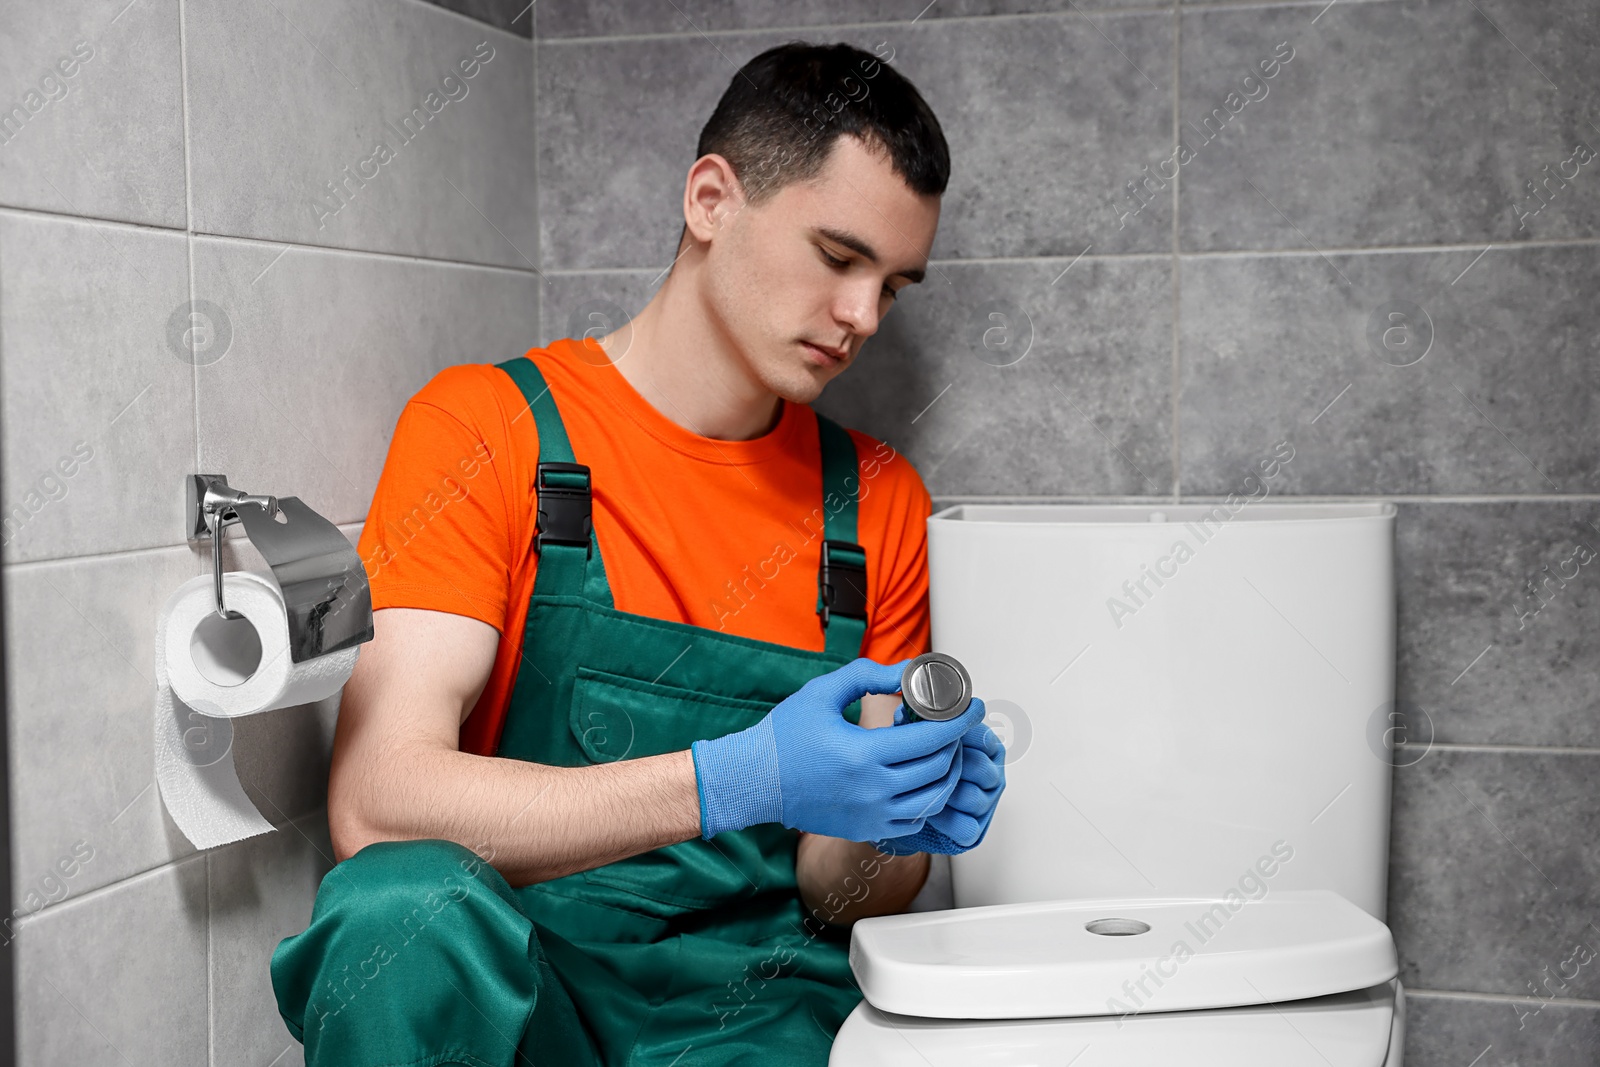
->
xmin=525 ymin=1 xmax=1599 ymax=1064
xmin=6 ymin=0 xmax=1595 ymax=1061
xmin=2 ymin=0 xmax=538 ymax=1062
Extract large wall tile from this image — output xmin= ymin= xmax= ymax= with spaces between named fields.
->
xmin=541 ymin=257 xmax=1174 ymax=497
xmin=185 ymin=0 xmax=537 ymax=267
xmin=14 ymin=854 xmax=208 ymax=1064
xmin=1405 ymin=992 xmax=1600 ymax=1067
xmin=0 ymin=0 xmax=186 ymax=227
xmin=536 ymin=13 xmax=1175 ymax=270
xmin=1180 ymin=0 xmax=1600 ymax=251
xmin=192 ymin=237 xmax=539 ymax=528
xmin=6 ymin=548 xmax=205 ymax=904
xmin=1179 ymin=244 xmax=1599 ymax=495
xmin=211 ymin=808 xmax=334 ymax=1067
xmin=814 ymin=258 xmax=1174 ymax=497
xmin=1395 ymin=501 xmax=1600 ymax=748
xmin=533 ymin=0 xmax=1167 ymax=40
xmin=0 ymin=211 xmax=194 ymax=564
xmin=1388 ymin=748 xmax=1600 ymax=999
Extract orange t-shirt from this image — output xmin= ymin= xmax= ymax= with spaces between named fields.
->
xmin=355 ymin=337 xmax=933 ymax=757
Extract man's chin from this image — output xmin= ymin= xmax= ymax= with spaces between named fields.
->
xmin=757 ymin=360 xmax=836 ymax=405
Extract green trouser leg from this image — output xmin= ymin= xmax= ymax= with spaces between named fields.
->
xmin=270 ymin=838 xmax=602 ymax=1067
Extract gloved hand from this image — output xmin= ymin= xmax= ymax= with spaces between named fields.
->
xmin=691 ymin=657 xmax=986 ymax=842
xmin=874 ymin=713 xmax=1006 ymax=856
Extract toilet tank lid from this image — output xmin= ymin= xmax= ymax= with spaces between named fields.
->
xmin=848 ymin=889 xmax=1398 ymax=1021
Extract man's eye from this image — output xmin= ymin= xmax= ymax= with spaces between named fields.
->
xmin=821 ymin=247 xmax=896 ymax=300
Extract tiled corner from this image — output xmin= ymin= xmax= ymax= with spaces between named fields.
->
xmin=192 ymin=236 xmax=539 ymax=528
xmin=0 ymin=211 xmax=195 ymax=564
xmin=210 ymin=807 xmax=336 ymax=1067
xmin=421 ymin=0 xmax=536 ymax=38
xmin=536 ymin=12 xmax=1175 ymax=270
xmin=1179 ymin=0 xmax=1600 ymax=251
xmin=5 ymin=547 xmax=206 ymax=904
xmin=1387 ymin=747 xmax=1600 ymax=999
xmin=1179 ymin=244 xmax=1600 ymax=495
xmin=1404 ymin=991 xmax=1600 ymax=1067
xmin=532 ymin=0 xmax=1169 ymax=40
xmin=0 ymin=0 xmax=186 ymax=228
xmin=184 ymin=0 xmax=537 ymax=267
xmin=1394 ymin=501 xmax=1600 ymax=748
xmin=535 ymin=269 xmax=660 ymax=351
xmin=14 ymin=852 xmax=208 ymax=1065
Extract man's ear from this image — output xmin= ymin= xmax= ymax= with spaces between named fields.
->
xmin=682 ymin=152 xmax=745 ymax=245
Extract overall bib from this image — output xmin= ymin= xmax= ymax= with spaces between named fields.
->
xmin=271 ymin=354 xmax=876 ymax=1067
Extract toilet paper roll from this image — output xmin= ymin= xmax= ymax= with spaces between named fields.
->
xmin=155 ymin=569 xmax=360 ymax=849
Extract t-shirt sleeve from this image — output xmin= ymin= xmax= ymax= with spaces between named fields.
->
xmin=856 ymin=433 xmax=934 ymax=664
xmin=355 ymin=369 xmax=520 ymax=634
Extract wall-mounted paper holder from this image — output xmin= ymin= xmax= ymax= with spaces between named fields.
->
xmin=185 ymin=474 xmax=374 ymax=664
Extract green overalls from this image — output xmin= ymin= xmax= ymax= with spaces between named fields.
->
xmin=271 ymin=353 xmax=877 ymax=1067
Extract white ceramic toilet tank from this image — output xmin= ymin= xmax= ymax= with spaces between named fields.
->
xmin=934 ymin=501 xmax=1396 ymax=916
xmin=831 ymin=501 xmax=1406 ymax=1066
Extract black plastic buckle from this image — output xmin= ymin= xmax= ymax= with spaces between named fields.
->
xmin=534 ymin=462 xmax=592 ymax=556
xmin=818 ymin=539 xmax=868 ymax=625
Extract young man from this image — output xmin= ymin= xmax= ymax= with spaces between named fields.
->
xmin=270 ymin=42 xmax=1006 ymax=1067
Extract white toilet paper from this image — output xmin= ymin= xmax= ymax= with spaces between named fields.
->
xmin=154 ymin=569 xmax=360 ymax=849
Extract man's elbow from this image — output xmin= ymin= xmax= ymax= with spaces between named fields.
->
xmin=327 ymin=798 xmax=377 ymax=865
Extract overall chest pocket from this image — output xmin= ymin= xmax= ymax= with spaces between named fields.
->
xmin=568 ymin=664 xmax=776 ymax=763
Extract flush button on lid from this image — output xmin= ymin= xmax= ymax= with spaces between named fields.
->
xmin=847 ymin=889 xmax=1399 ymax=1021
xmin=901 ymin=653 xmax=972 ymax=721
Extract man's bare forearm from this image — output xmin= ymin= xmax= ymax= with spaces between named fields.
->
xmin=797 ymin=833 xmax=929 ymax=926
xmin=793 ymin=689 xmax=932 ymax=925
xmin=333 ymin=743 xmax=701 ymax=888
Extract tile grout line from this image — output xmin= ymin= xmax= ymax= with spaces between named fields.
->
xmin=206 ymin=849 xmax=214 ymax=1067
xmin=1415 ymin=742 xmax=1600 ymax=756
xmin=179 ymin=0 xmax=202 ymax=530
xmin=1406 ymin=987 xmax=1600 ymax=1008
xmin=532 ymin=0 xmax=1382 ymax=47
xmin=531 ymin=2 xmax=544 ymax=340
xmin=6 ymin=203 xmax=1600 ymax=274
xmin=535 ymin=3 xmax=1174 ymax=45
xmin=0 ymin=206 xmax=546 ymax=279
xmin=3 ymin=522 xmax=365 ymax=571
xmin=1170 ymin=0 xmax=1182 ymax=503
xmin=10 ymin=807 xmax=329 ymax=928
xmin=926 ymin=493 xmax=1600 ymax=503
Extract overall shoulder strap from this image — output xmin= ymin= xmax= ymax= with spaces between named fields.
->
xmin=495 ymin=355 xmax=613 ymax=606
xmin=814 ymin=412 xmax=868 ymax=659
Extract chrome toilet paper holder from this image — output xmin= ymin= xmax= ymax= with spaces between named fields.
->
xmin=184 ymin=473 xmax=374 ymax=664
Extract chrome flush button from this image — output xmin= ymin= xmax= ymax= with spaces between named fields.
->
xmin=900 ymin=652 xmax=973 ymax=721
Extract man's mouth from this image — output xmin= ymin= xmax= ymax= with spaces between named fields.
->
xmin=801 ymin=340 xmax=848 ymax=365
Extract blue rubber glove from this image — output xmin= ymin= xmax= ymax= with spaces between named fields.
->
xmin=874 ymin=712 xmax=1007 ymax=856
xmin=691 ymin=657 xmax=986 ymax=842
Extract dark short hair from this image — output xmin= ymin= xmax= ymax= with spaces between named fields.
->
xmin=674 ymin=41 xmax=950 ymax=252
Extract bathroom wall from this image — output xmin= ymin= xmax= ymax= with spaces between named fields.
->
xmin=0 ymin=0 xmax=537 ymax=1061
xmin=527 ymin=1 xmax=1599 ymax=1065
xmin=4 ymin=0 xmax=1595 ymax=1064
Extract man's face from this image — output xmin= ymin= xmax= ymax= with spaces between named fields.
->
xmin=702 ymin=135 xmax=940 ymax=405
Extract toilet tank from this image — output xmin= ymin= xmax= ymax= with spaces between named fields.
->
xmin=930 ymin=502 xmax=1397 ymax=920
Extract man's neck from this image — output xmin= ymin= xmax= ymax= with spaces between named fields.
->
xmin=599 ymin=277 xmax=783 ymax=443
